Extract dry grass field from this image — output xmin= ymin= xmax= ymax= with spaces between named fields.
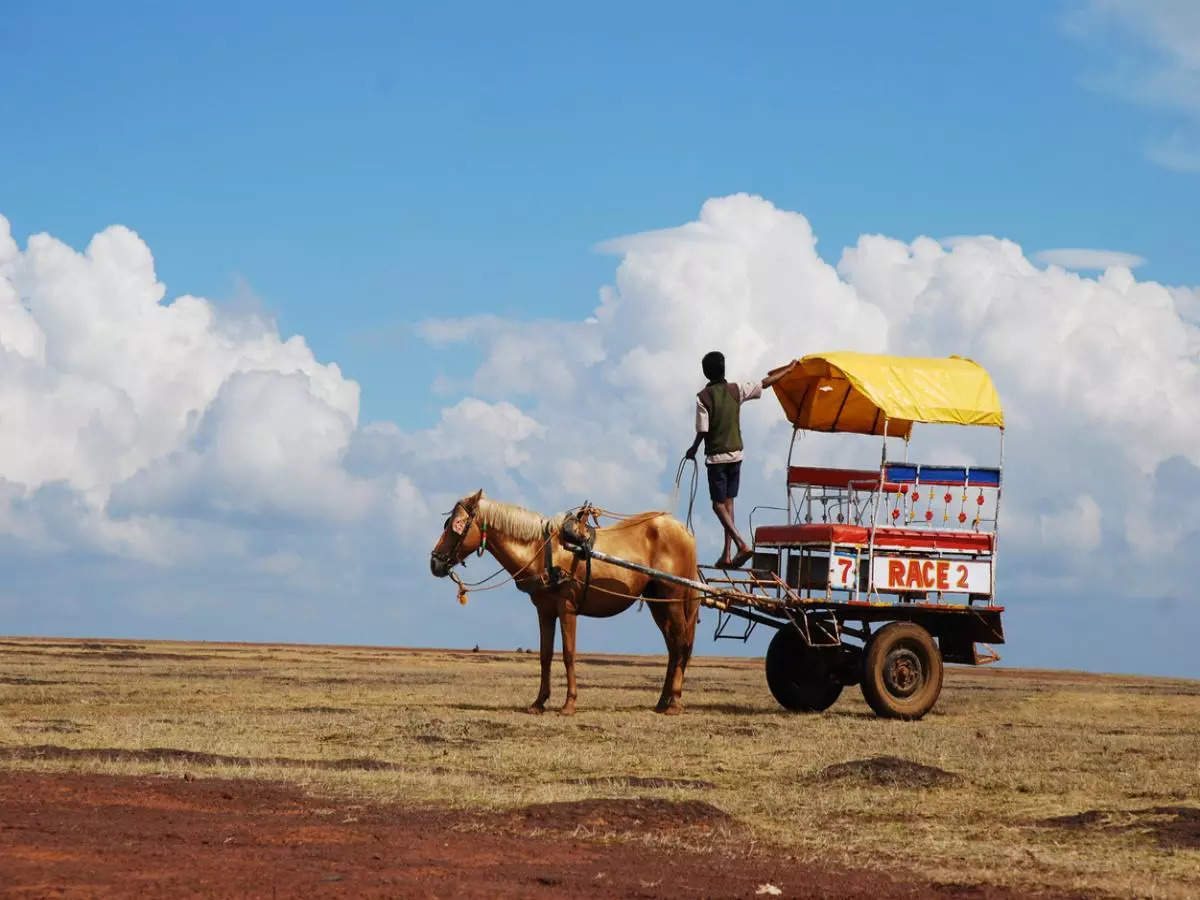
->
xmin=0 ymin=635 xmax=1197 ymax=897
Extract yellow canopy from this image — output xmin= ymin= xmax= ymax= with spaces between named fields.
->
xmin=769 ymin=352 xmax=1004 ymax=438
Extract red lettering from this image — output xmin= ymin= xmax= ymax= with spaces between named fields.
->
xmin=888 ymin=560 xmax=905 ymax=587
xmin=956 ymin=565 xmax=969 ymax=589
xmin=839 ymin=559 xmax=853 ymax=584
xmin=936 ymin=561 xmax=950 ymax=590
xmin=921 ymin=561 xmax=934 ymax=588
xmin=906 ymin=559 xmax=923 ymax=589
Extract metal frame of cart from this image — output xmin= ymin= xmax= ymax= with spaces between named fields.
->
xmin=574 ymin=351 xmax=1006 ymax=720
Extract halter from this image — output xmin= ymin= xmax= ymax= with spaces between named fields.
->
xmin=431 ymin=497 xmax=486 ymax=572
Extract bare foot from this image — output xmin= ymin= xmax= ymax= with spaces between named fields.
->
xmin=729 ymin=547 xmax=753 ymax=568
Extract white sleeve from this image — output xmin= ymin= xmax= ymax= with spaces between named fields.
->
xmin=695 ymin=399 xmax=709 ymax=433
xmin=740 ymin=380 xmax=763 ymax=402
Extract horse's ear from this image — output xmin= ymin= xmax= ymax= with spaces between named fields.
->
xmin=469 ymin=488 xmax=485 ymax=505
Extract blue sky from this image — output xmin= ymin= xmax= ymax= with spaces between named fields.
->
xmin=1 ymin=2 xmax=1198 ymax=677
xmin=4 ymin=1 xmax=1197 ymax=428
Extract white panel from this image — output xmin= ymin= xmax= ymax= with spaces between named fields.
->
xmin=870 ymin=556 xmax=991 ymax=594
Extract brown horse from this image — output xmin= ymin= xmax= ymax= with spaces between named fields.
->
xmin=430 ymin=490 xmax=700 ymax=715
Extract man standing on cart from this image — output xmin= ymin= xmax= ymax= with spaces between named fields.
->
xmin=685 ymin=351 xmax=794 ymax=568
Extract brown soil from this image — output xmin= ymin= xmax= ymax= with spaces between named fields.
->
xmin=0 ymin=744 xmax=402 ymax=772
xmin=501 ymin=797 xmax=731 ymax=832
xmin=1039 ymin=805 xmax=1200 ymax=849
xmin=817 ymin=757 xmax=961 ymax=788
xmin=0 ymin=770 xmax=1051 ymax=899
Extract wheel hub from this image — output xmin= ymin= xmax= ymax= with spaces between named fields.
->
xmin=882 ymin=647 xmax=923 ymax=697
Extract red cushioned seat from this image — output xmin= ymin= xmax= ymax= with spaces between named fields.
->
xmin=872 ymin=528 xmax=993 ymax=552
xmin=753 ymin=523 xmax=993 ymax=553
xmin=788 ymin=467 xmax=895 ymax=490
xmin=754 ymin=523 xmax=869 ymax=546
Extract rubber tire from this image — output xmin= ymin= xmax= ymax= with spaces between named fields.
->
xmin=765 ymin=628 xmax=843 ymax=712
xmin=860 ymin=622 xmax=944 ymax=720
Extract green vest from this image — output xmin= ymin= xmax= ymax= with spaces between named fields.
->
xmin=699 ymin=381 xmax=743 ymax=456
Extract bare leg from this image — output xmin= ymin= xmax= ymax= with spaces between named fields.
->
xmin=712 ymin=499 xmax=749 ymax=559
xmin=558 ymin=612 xmax=578 ymax=716
xmin=527 ymin=607 xmax=555 ymax=714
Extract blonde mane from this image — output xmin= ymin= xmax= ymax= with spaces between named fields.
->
xmin=475 ymin=496 xmax=567 ymax=542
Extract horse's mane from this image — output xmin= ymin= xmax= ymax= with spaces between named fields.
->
xmin=476 ymin=497 xmax=567 ymax=542
xmin=475 ymin=495 xmax=674 ymax=541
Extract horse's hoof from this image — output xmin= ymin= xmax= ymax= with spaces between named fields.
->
xmin=657 ymin=703 xmax=684 ymax=716
xmin=525 ymin=705 xmax=545 ymax=715
xmin=558 ymin=704 xmax=576 ymax=717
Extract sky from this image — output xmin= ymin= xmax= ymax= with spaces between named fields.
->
xmin=1 ymin=1 xmax=1198 ymax=678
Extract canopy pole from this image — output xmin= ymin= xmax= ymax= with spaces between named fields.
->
xmin=991 ymin=427 xmax=1004 ymax=600
xmin=865 ymin=418 xmax=889 ymax=604
xmin=786 ymin=426 xmax=799 ymax=523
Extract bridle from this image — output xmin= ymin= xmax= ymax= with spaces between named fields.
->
xmin=431 ymin=497 xmax=487 ymax=573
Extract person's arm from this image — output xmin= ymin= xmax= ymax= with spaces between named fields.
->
xmin=761 ymin=359 xmax=797 ymax=389
xmin=686 ymin=397 xmax=708 ymax=460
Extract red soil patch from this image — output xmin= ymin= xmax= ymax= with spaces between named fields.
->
xmin=0 ymin=744 xmax=401 ymax=772
xmin=0 ymin=770 xmax=1066 ymax=898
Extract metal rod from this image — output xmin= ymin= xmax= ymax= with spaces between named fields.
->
xmin=584 ymin=548 xmax=732 ymax=599
xmin=708 ymin=604 xmax=789 ymax=630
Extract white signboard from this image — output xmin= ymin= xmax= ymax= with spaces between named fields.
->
xmin=870 ymin=556 xmax=991 ymax=594
xmin=828 ymin=554 xmax=858 ymax=589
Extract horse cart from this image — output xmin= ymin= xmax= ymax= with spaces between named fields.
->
xmin=570 ymin=352 xmax=1006 ymax=720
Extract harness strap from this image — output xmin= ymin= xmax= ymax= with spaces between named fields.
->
xmin=543 ymin=523 xmax=565 ymax=590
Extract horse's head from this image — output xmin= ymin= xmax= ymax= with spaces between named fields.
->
xmin=430 ymin=489 xmax=487 ymax=578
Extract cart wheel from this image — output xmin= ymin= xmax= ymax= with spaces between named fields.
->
xmin=860 ymin=622 xmax=943 ymax=720
xmin=764 ymin=628 xmax=843 ymax=712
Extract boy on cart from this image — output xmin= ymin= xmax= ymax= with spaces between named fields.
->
xmin=685 ymin=351 xmax=794 ymax=568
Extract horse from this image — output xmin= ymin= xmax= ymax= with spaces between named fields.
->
xmin=430 ymin=490 xmax=700 ymax=715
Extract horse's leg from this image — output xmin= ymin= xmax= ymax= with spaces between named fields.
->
xmin=558 ymin=610 xmax=578 ymax=716
xmin=649 ymin=601 xmax=681 ymax=714
xmin=527 ymin=605 xmax=556 ymax=714
xmin=670 ymin=596 xmax=699 ymax=710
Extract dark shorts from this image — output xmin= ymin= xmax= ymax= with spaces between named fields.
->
xmin=706 ymin=461 xmax=741 ymax=503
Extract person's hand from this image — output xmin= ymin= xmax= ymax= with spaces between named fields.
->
xmin=684 ymin=447 xmax=697 ymax=461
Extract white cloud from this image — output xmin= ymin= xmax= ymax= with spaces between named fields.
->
xmin=1145 ymin=133 xmax=1200 ymax=172
xmin=1034 ymin=248 xmax=1147 ymax=270
xmin=419 ymin=194 xmax=1200 ymax=608
xmin=2 ymin=198 xmax=1199 ymax=673
xmin=1039 ymin=495 xmax=1103 ymax=552
xmin=1067 ymin=1 xmax=1200 ymax=171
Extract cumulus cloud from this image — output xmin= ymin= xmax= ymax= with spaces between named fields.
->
xmin=420 ymin=194 xmax=1200 ymax=616
xmin=1067 ymin=1 xmax=1200 ymax=170
xmin=2 ymin=197 xmax=1199 ymax=674
xmin=1034 ymin=248 xmax=1147 ymax=270
xmin=1145 ymin=133 xmax=1200 ymax=172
